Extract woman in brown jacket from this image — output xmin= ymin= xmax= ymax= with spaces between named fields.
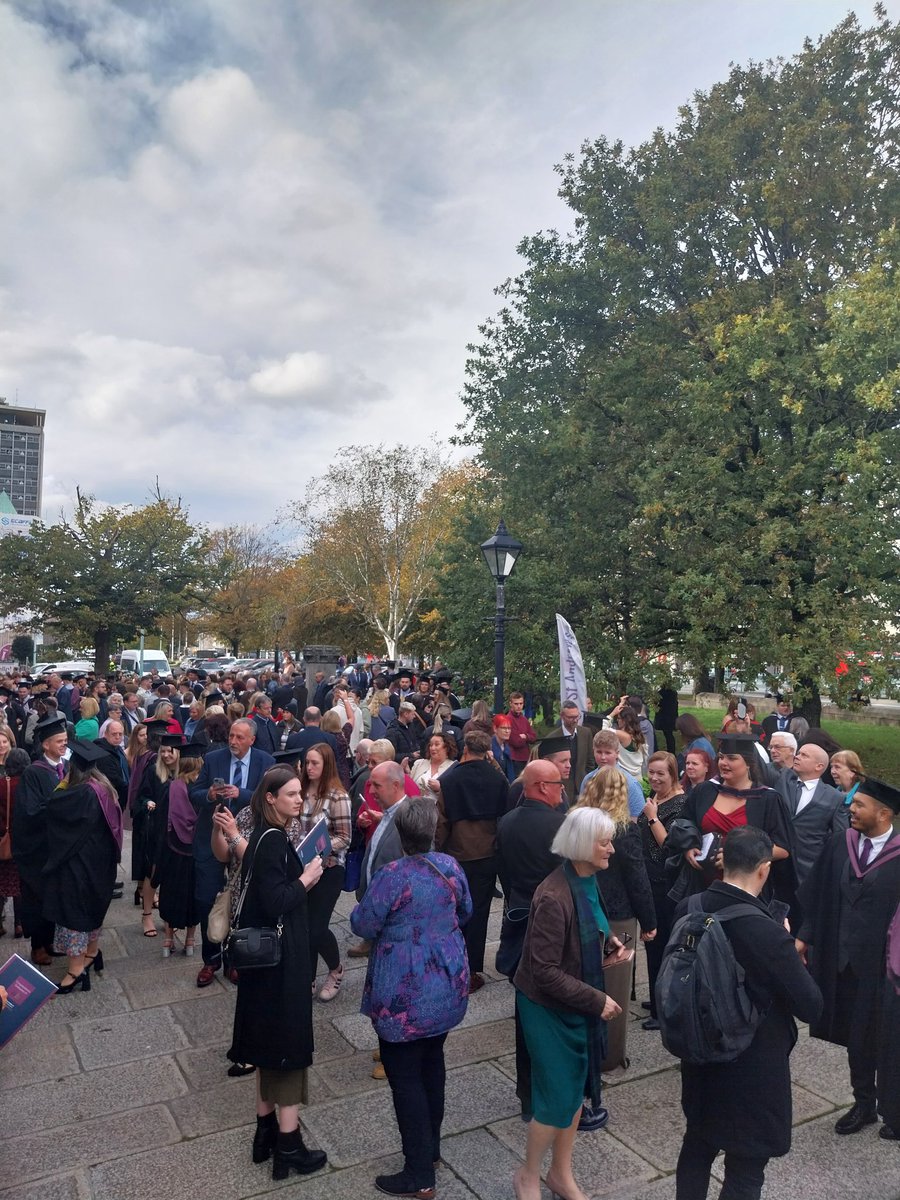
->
xmin=513 ymin=807 xmax=633 ymax=1200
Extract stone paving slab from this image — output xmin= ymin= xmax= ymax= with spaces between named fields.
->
xmin=309 ymin=1048 xmax=390 ymax=1097
xmin=120 ymin=961 xmax=234 ymax=1010
xmin=170 ymin=990 xmax=237 ymax=1047
xmin=175 ymin=1041 xmax=245 ymax=1090
xmin=24 ymin=974 xmax=134 ymax=1027
xmin=489 ymin=1115 xmax=660 ymax=1197
xmin=0 ymin=1023 xmax=79 ymax=1090
xmin=751 ymin=1110 xmax=900 ymax=1199
xmin=788 ymin=1030 xmax=856 ymax=1107
xmin=71 ymin=1006 xmax=190 ymax=1069
xmin=441 ymin=1128 xmax=551 ymax=1200
xmin=302 ymin=1062 xmax=521 ymax=1168
xmin=0 ymin=1055 xmax=187 ymax=1138
xmin=0 ymin=1102 xmax=182 ymax=1185
xmin=272 ymin=1156 xmax=479 ymax=1200
xmin=0 ymin=1171 xmax=87 ymax=1200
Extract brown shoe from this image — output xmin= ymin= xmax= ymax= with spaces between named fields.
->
xmin=372 ymin=1062 xmax=387 ymax=1080
xmin=347 ymin=940 xmax=371 ymax=958
xmin=468 ymin=972 xmax=485 ymax=994
xmin=31 ymin=948 xmax=54 ymax=967
xmin=196 ymin=963 xmax=219 ymax=988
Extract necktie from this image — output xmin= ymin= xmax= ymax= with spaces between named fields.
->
xmin=56 ymin=762 xmax=66 ymax=781
xmin=232 ymin=759 xmax=243 ymax=789
xmin=858 ymin=837 xmax=873 ymax=869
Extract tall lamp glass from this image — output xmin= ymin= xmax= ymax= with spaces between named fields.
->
xmin=480 ymin=520 xmax=523 ymax=713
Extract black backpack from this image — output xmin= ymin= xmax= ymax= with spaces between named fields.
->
xmin=655 ymin=893 xmax=768 ymax=1064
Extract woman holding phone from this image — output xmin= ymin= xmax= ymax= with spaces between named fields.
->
xmin=513 ymin=806 xmax=632 ymax=1200
xmin=300 ymin=743 xmax=351 ymax=1002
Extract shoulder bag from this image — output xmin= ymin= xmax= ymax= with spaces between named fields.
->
xmin=226 ymin=827 xmax=284 ymax=971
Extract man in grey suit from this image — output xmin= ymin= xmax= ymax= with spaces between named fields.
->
xmin=775 ymin=741 xmax=848 ymax=891
xmin=348 ymin=761 xmax=408 ymax=961
xmin=550 ymin=701 xmax=595 ymax=802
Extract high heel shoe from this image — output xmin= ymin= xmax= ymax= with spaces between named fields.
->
xmin=183 ymin=938 xmax=195 ymax=958
xmin=252 ymin=1111 xmax=278 ymax=1163
xmin=142 ymin=911 xmax=158 ymax=938
xmin=271 ymin=1128 xmax=327 ymax=1180
xmin=162 ymin=937 xmax=174 ymax=959
xmin=85 ymin=949 xmax=105 ymax=973
xmin=56 ymin=971 xmax=91 ymax=995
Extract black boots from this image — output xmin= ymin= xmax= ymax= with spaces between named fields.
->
xmin=271 ymin=1127 xmax=327 ymax=1180
xmin=252 ymin=1112 xmax=278 ymax=1163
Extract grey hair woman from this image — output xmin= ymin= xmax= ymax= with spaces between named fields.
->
xmin=512 ymin=806 xmax=632 ymax=1200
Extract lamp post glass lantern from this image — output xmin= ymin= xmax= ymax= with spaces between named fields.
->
xmin=273 ymin=611 xmax=288 ymax=673
xmin=480 ymin=520 xmax=523 ymax=714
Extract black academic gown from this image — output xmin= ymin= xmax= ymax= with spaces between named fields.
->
xmin=42 ymin=783 xmax=118 ymax=932
xmin=10 ymin=759 xmax=60 ymax=942
xmin=797 ymin=828 xmax=900 ymax=1048
xmin=879 ymin=972 xmax=900 ymax=1130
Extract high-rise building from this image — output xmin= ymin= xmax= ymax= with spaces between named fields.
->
xmin=0 ymin=399 xmax=44 ymax=517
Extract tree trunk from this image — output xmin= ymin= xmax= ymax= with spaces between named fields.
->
xmin=383 ymin=635 xmax=397 ymax=660
xmin=694 ymin=666 xmax=714 ymax=693
xmin=796 ymin=677 xmax=822 ymax=727
xmin=94 ymin=627 xmax=111 ymax=675
xmin=714 ymin=665 xmax=726 ymax=693
xmin=230 ymin=639 xmax=239 ymax=655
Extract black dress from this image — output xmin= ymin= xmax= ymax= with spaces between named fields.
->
xmin=154 ymin=827 xmax=197 ymax=930
xmin=228 ymin=824 xmax=315 ymax=1072
xmin=134 ymin=765 xmax=170 ymax=883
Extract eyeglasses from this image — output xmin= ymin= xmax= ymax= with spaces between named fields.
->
xmin=541 ymin=780 xmax=565 ymax=790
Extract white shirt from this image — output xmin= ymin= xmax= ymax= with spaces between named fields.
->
xmin=795 ymin=777 xmax=819 ymax=815
xmin=860 ymin=828 xmax=894 ymax=863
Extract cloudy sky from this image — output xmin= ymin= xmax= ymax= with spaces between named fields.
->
xmin=2 ymin=0 xmax=893 ymax=527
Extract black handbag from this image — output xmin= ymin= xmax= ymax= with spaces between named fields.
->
xmin=226 ymin=828 xmax=284 ymax=971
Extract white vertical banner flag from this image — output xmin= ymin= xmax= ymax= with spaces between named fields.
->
xmin=556 ymin=614 xmax=587 ymax=712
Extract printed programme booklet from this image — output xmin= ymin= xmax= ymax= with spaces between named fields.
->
xmin=0 ymin=954 xmax=58 ymax=1048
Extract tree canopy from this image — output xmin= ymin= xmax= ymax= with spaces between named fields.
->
xmin=451 ymin=7 xmax=900 ymax=718
xmin=0 ymin=489 xmax=213 ymax=673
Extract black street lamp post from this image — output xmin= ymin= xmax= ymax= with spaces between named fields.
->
xmin=480 ymin=519 xmax=523 ymax=714
xmin=273 ymin=611 xmax=288 ymax=673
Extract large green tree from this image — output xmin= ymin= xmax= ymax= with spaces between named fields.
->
xmin=455 ymin=8 xmax=900 ymax=721
xmin=0 ymin=489 xmax=214 ymax=673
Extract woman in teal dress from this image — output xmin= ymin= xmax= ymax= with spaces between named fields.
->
xmin=513 ymin=807 xmax=633 ymax=1200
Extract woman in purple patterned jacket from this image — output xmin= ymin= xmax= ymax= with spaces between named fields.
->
xmin=351 ymin=796 xmax=472 ymax=1200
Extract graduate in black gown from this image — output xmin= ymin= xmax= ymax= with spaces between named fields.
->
xmin=878 ymin=902 xmax=900 ymax=1140
xmin=42 ymin=740 xmax=123 ymax=993
xmin=132 ymin=718 xmax=170 ymax=938
xmin=10 ymin=714 xmax=69 ymax=966
xmin=796 ymin=777 xmax=900 ymax=1139
xmin=153 ymin=739 xmax=205 ymax=957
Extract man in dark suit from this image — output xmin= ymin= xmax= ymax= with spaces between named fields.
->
xmin=761 ymin=695 xmax=794 ymax=743
xmin=356 ymin=760 xmax=407 ymax=901
xmin=250 ymin=695 xmax=280 ymax=755
xmin=436 ymin=729 xmax=509 ymax=992
xmin=189 ymin=718 xmax=275 ymax=986
xmin=549 ymin=701 xmax=594 ymax=802
xmin=774 ymin=741 xmax=848 ymax=889
xmin=93 ymin=720 xmax=130 ymax=810
xmin=284 ymin=707 xmax=339 ymax=760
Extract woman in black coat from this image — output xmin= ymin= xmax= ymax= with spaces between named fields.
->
xmin=577 ymin=766 xmax=656 ymax=1071
xmin=228 ymin=766 xmax=328 ymax=1183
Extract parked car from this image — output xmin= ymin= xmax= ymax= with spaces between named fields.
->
xmin=38 ymin=660 xmax=94 ymax=675
xmin=195 ymin=657 xmax=237 ymax=672
xmin=119 ymin=649 xmax=172 ymax=677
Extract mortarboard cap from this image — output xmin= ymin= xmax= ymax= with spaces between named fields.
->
xmin=273 ymin=748 xmax=304 ymax=766
xmin=178 ymin=741 xmax=207 ymax=758
xmin=34 ymin=714 xmax=68 ymax=740
xmin=581 ymin=711 xmax=605 ymax=732
xmin=716 ymin=732 xmax=759 ymax=755
xmin=68 ymin=738 xmax=110 ymax=767
xmin=159 ymin=732 xmax=186 ymax=747
xmin=204 ymin=691 xmax=224 ymax=705
xmin=538 ymin=735 xmax=572 ymax=759
xmin=857 ymin=777 xmax=900 ymax=814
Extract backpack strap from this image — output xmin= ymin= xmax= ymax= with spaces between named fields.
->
xmin=688 ymin=893 xmax=705 ymax=913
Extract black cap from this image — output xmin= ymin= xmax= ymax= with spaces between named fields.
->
xmin=581 ymin=711 xmax=605 ymax=732
xmin=159 ymin=733 xmax=186 ymax=747
xmin=204 ymin=692 xmax=224 ymax=705
xmin=857 ymin=777 xmax=900 ymax=813
xmin=34 ymin=714 xmax=68 ymax=740
xmin=538 ymin=735 xmax=572 ymax=759
xmin=68 ymin=738 xmax=110 ymax=767
xmin=272 ymin=748 xmax=304 ymax=766
xmin=179 ymin=741 xmax=208 ymax=758
xmin=716 ymin=733 xmax=759 ymax=755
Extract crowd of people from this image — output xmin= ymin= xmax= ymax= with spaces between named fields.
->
xmin=0 ymin=661 xmax=897 ymax=1200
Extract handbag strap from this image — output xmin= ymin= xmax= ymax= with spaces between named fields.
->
xmin=417 ymin=852 xmax=456 ymax=899
xmin=3 ymin=778 xmax=10 ymax=832
xmin=232 ymin=826 xmax=282 ymax=929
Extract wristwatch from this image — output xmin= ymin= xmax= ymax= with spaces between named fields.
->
xmin=647 ymin=817 xmax=658 ymax=825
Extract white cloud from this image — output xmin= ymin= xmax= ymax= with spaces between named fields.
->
xmin=249 ymin=352 xmax=332 ymax=398
xmin=2 ymin=0 xmax=894 ymax=528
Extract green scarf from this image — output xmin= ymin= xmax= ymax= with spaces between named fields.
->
xmin=563 ymin=861 xmax=609 ymax=1107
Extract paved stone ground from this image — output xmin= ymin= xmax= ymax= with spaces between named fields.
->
xmin=1 ymin=835 xmax=897 ymax=1200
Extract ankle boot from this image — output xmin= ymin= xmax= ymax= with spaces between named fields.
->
xmin=252 ymin=1112 xmax=278 ymax=1163
xmin=272 ymin=1127 xmax=327 ymax=1180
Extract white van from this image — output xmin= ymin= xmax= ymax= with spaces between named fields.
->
xmin=119 ymin=649 xmax=172 ymax=677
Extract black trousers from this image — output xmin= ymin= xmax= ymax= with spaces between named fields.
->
xmin=676 ymin=1129 xmax=768 ymax=1200
xmin=379 ymin=1033 xmax=447 ymax=1188
xmin=306 ymin=862 xmax=344 ymax=975
xmin=645 ymin=879 xmax=676 ymax=1019
xmin=837 ymin=965 xmax=881 ymax=1108
xmin=658 ymin=727 xmax=677 ymax=754
xmin=460 ymin=856 xmax=496 ymax=974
